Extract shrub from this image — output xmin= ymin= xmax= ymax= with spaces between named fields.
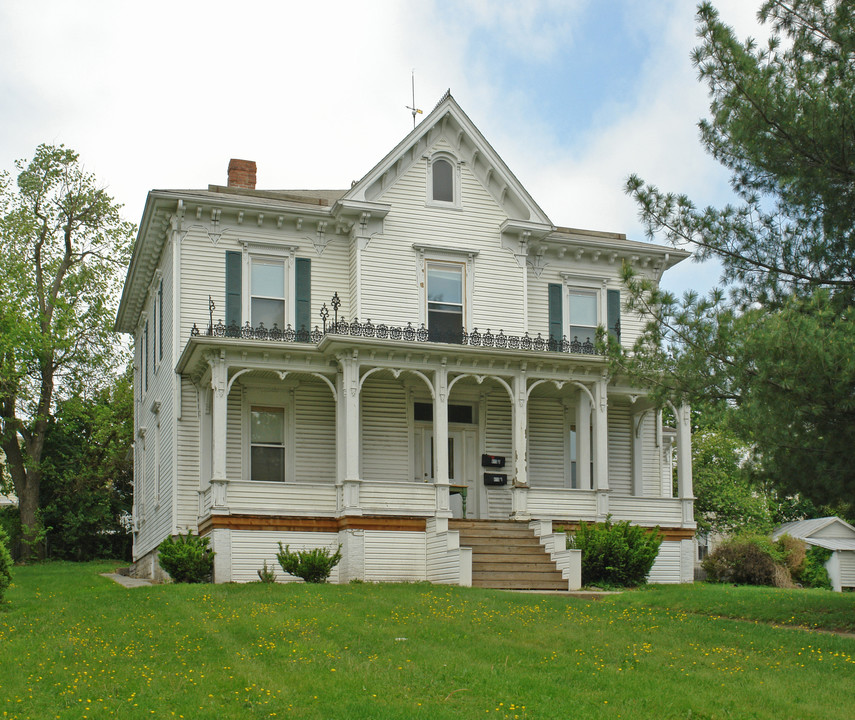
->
xmin=276 ymin=543 xmax=342 ymax=583
xmin=797 ymin=546 xmax=832 ymax=590
xmin=157 ymin=532 xmax=215 ymax=583
xmin=257 ymin=560 xmax=277 ymax=584
xmin=776 ymin=534 xmax=806 ymax=577
xmin=0 ymin=526 xmax=13 ymax=604
xmin=702 ymin=534 xmax=792 ymax=587
xmin=567 ymin=516 xmax=662 ymax=587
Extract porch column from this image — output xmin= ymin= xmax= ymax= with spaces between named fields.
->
xmin=511 ymin=365 xmax=529 ymax=520
xmin=593 ymin=374 xmax=609 ymax=519
xmin=576 ymin=389 xmax=591 ymax=490
xmin=338 ymin=351 xmax=362 ymax=515
xmin=675 ymin=402 xmax=694 ymax=525
xmin=208 ymin=350 xmax=229 ymax=511
xmin=433 ymin=360 xmax=451 ymax=517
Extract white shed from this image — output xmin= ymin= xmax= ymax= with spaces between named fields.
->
xmin=772 ymin=517 xmax=855 ymax=592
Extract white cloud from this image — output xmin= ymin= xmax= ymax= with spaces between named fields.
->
xmin=0 ymin=0 xmax=775 ymax=298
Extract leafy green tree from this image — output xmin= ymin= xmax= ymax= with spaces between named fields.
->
xmin=613 ymin=1 xmax=855 ymax=507
xmin=692 ymin=423 xmax=771 ymax=536
xmin=38 ymin=367 xmax=133 ymax=560
xmin=0 ymin=145 xmax=135 ymax=561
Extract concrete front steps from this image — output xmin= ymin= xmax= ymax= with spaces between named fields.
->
xmin=450 ymin=519 xmax=580 ymax=591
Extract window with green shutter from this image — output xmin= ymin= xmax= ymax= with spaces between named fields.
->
xmin=225 ymin=251 xmax=242 ymax=329
xmin=607 ymin=289 xmax=621 ymax=341
xmin=548 ymin=283 xmax=563 ymax=349
xmin=295 ymin=257 xmax=311 ymax=332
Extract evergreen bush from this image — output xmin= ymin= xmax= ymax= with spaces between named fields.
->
xmin=157 ymin=532 xmax=215 ymax=583
xmin=276 ymin=543 xmax=342 ymax=583
xmin=0 ymin=526 xmax=13 ymax=604
xmin=257 ymin=560 xmax=277 ymax=584
xmin=567 ymin=516 xmax=662 ymax=587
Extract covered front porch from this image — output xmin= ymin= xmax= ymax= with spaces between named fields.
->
xmin=180 ymin=327 xmax=695 ymax=534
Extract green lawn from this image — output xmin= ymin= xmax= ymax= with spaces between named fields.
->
xmin=0 ymin=563 xmax=853 ymax=720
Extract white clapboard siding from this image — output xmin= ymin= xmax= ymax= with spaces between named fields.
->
xmin=361 ymin=137 xmax=526 ymax=334
xmin=648 ymin=541 xmax=682 ymax=584
xmin=230 ymin=530 xmax=341 ymax=583
xmin=528 ymin=397 xmax=566 ymax=488
xmin=226 ymin=387 xmax=243 ymax=481
xmin=179 ymin=229 xmax=351 ymax=338
xmin=134 ymin=244 xmax=178 ymax=557
xmin=294 ymin=381 xmax=336 ymax=483
xmin=179 ymin=227 xmax=226 ymax=339
xmin=176 ymin=377 xmax=201 ymax=529
xmin=359 ymin=482 xmax=436 ymax=515
xmin=363 ymin=531 xmax=427 ymax=582
xmin=361 ymin=378 xmax=409 ymax=482
xmin=310 ymin=240 xmax=352 ymax=327
xmin=610 ymin=496 xmax=683 ymax=526
xmin=526 ymin=489 xmax=598 ymax=521
xmin=226 ymin=481 xmax=337 ymax=515
xmin=607 ymin=403 xmax=631 ymax=495
xmin=839 ymin=552 xmax=855 ymax=588
xmin=641 ymin=413 xmax=663 ymax=497
xmin=485 ymin=391 xmax=513 ymax=519
xmin=426 ymin=521 xmax=463 ymax=584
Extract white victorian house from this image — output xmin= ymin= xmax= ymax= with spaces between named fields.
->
xmin=116 ymin=93 xmax=696 ymax=588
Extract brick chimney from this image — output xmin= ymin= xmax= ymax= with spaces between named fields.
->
xmin=227 ymin=159 xmax=257 ymax=189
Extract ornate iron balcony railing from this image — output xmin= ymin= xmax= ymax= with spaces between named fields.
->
xmin=190 ymin=317 xmax=599 ymax=355
xmin=189 ymin=292 xmax=602 ymax=355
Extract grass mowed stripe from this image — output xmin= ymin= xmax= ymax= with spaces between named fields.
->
xmin=0 ymin=563 xmax=852 ymax=719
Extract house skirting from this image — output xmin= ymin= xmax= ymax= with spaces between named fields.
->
xmin=132 ymin=514 xmax=694 ymax=585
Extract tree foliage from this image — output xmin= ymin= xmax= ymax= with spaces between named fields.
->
xmin=613 ymin=1 xmax=855 ymax=508
xmin=38 ymin=367 xmax=133 ymax=560
xmin=0 ymin=145 xmax=135 ymax=560
xmin=692 ymin=423 xmax=771 ymax=536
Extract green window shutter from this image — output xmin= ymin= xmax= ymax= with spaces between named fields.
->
xmin=607 ymin=289 xmax=621 ymax=340
xmin=548 ymin=283 xmax=563 ymax=349
xmin=225 ymin=251 xmax=242 ymax=328
xmin=295 ymin=257 xmax=311 ymax=331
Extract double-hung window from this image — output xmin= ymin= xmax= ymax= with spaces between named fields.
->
xmin=549 ymin=277 xmax=621 ymax=352
xmin=427 ymin=262 xmax=464 ymax=342
xmin=225 ymin=247 xmax=311 ymax=334
xmin=568 ymin=290 xmax=598 ymax=346
xmin=250 ymin=406 xmax=285 ymax=482
xmin=250 ymin=258 xmax=286 ymax=330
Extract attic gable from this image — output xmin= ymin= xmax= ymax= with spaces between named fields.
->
xmin=344 ymin=92 xmax=552 ymax=226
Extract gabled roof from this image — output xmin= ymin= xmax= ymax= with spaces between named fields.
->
xmin=772 ymin=516 xmax=855 ymax=543
xmin=343 ymin=91 xmax=552 ymax=226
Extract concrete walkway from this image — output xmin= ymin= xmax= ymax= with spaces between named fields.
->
xmin=99 ymin=572 xmax=153 ymax=588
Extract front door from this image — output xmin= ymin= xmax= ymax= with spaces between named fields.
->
xmin=414 ymin=427 xmax=479 ymax=518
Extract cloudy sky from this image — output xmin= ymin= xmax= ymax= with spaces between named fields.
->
xmin=0 ymin=0 xmax=765 ymax=296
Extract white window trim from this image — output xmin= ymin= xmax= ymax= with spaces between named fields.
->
xmin=413 ymin=245 xmax=477 ymax=331
xmin=240 ymin=241 xmax=300 ymax=330
xmin=139 ymin=312 xmax=149 ymax=397
xmin=241 ymin=385 xmax=295 ymax=483
xmin=558 ymin=273 xmax=612 ymax=339
xmin=425 ymin=152 xmax=463 ymax=209
xmin=148 ymin=270 xmax=163 ymax=375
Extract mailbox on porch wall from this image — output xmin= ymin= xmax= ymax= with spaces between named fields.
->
xmin=481 ymin=454 xmax=505 ymax=468
xmin=484 ymin=473 xmax=508 ymax=486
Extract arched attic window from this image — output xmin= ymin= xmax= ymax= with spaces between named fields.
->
xmin=427 ymin=154 xmax=460 ymax=208
xmin=433 ymin=158 xmax=453 ymax=202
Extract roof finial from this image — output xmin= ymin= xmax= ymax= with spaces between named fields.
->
xmin=406 ymin=70 xmax=423 ymax=128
